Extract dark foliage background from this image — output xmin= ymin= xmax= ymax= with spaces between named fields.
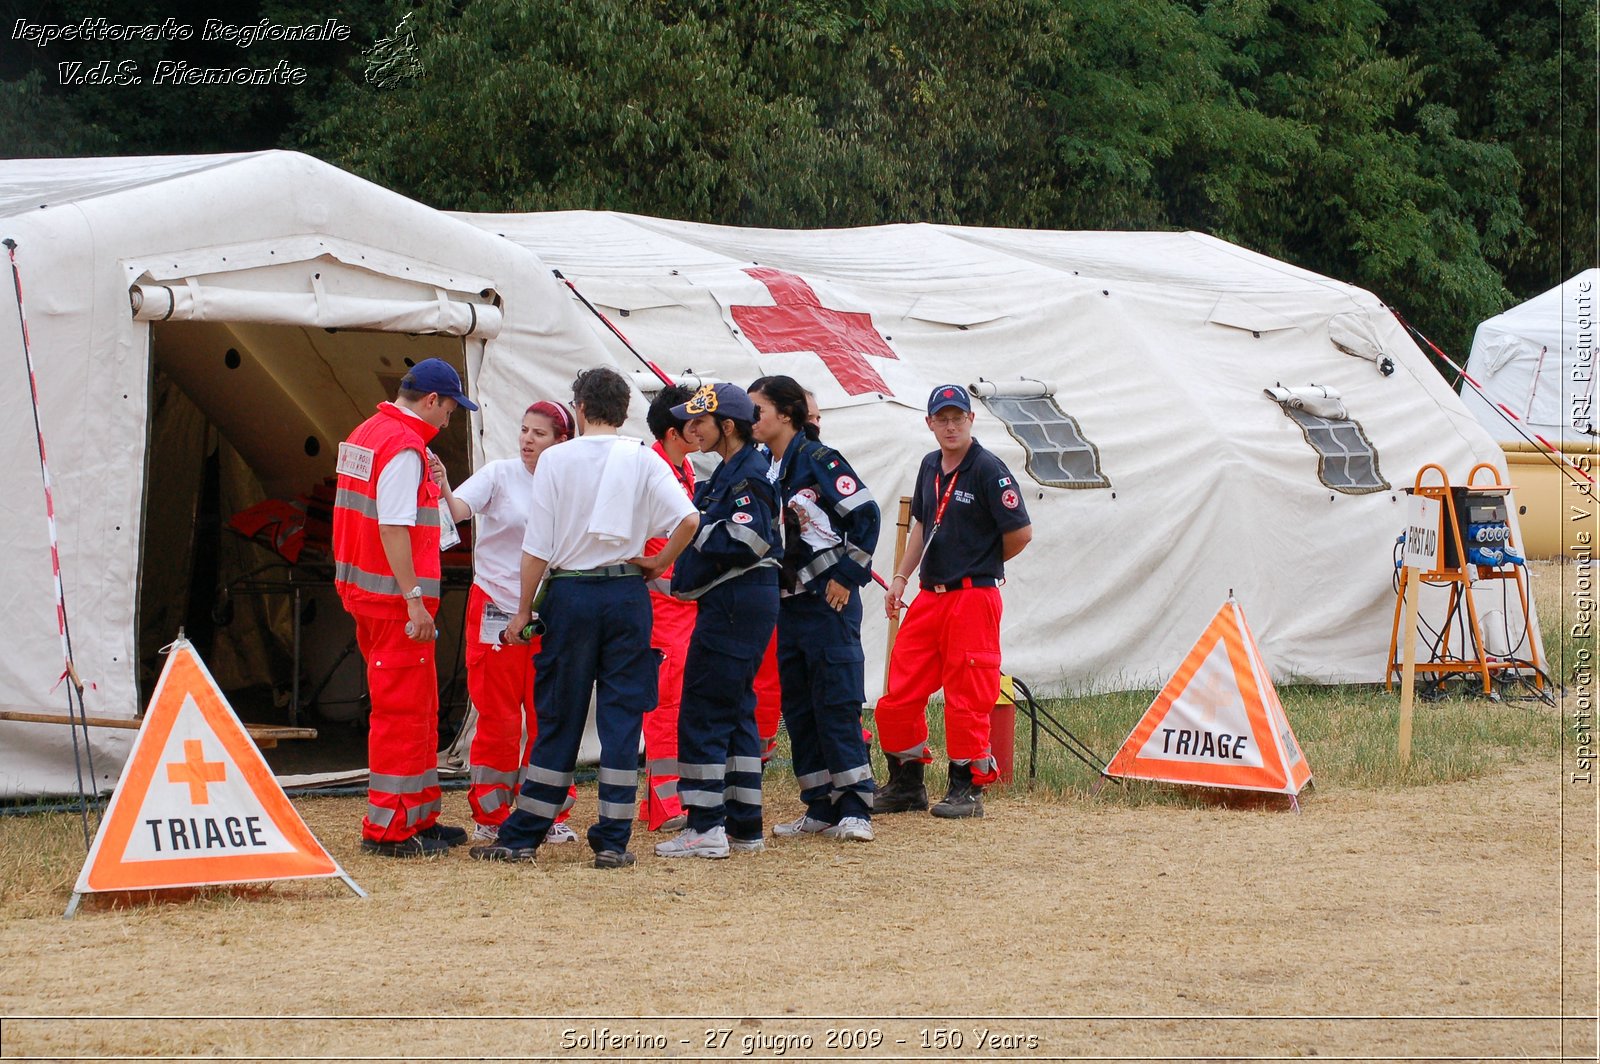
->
xmin=2 ymin=0 xmax=1593 ymax=359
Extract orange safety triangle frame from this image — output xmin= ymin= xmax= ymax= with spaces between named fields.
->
xmin=1104 ymin=597 xmax=1312 ymax=798
xmin=67 ymin=638 xmax=364 ymax=916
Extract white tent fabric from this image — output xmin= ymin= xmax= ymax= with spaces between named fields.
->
xmin=0 ymin=154 xmax=1541 ymax=797
xmin=0 ymin=152 xmax=608 ymax=798
xmin=459 ymin=211 xmax=1534 ymax=703
xmin=1461 ymin=269 xmax=1600 ymax=440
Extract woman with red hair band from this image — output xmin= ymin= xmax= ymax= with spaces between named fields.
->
xmin=438 ymin=401 xmax=579 ymax=843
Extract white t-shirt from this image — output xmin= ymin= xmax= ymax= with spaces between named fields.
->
xmin=374 ymin=406 xmax=429 ymax=525
xmin=453 ymin=457 xmax=536 ymax=610
xmin=522 ymin=434 xmax=697 ymax=570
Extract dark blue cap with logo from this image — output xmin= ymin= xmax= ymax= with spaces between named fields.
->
xmin=927 ymin=383 xmax=972 ymax=415
xmin=670 ymin=382 xmax=756 ymax=422
xmin=402 ymin=357 xmax=478 ymax=411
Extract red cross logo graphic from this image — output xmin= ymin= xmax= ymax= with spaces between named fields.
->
xmin=166 ymin=739 xmax=227 ymax=805
xmin=730 ymin=267 xmax=898 ymax=396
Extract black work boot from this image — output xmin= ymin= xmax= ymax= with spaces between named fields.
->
xmin=930 ymin=761 xmax=984 ymax=819
xmin=875 ymin=755 xmax=929 ymax=814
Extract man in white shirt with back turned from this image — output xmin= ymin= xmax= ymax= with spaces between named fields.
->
xmin=470 ymin=367 xmax=698 ymax=869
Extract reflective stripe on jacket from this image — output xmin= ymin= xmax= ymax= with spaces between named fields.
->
xmin=333 ymin=402 xmax=443 ymax=618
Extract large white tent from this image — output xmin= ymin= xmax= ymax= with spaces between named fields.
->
xmin=1460 ymin=269 xmax=1598 ymax=442
xmin=461 ymin=211 xmax=1538 ymax=701
xmin=1457 ymin=270 xmax=1597 ymax=557
xmin=0 ymin=151 xmax=607 ymax=798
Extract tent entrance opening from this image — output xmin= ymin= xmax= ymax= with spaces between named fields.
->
xmin=137 ymin=320 xmax=474 ymax=779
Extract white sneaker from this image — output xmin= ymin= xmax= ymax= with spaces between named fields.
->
xmin=772 ymin=814 xmax=832 ymax=838
xmin=654 ymin=826 xmax=730 ymax=859
xmin=471 ymin=823 xmax=499 ymax=842
xmin=822 ymin=816 xmax=874 ymax=842
xmin=544 ymin=822 xmax=578 ymax=845
xmin=727 ymin=835 xmax=766 ymax=854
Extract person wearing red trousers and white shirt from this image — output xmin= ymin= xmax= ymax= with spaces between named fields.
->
xmin=876 ymin=383 xmax=1033 ymax=819
xmin=332 ymin=357 xmax=476 ymax=857
xmin=436 ymin=401 xmax=580 ymax=845
xmin=641 ymin=385 xmax=698 ymax=832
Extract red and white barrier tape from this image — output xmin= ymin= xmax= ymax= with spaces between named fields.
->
xmin=5 ymin=240 xmax=86 ymax=690
xmin=1393 ymin=307 xmax=1595 ymax=486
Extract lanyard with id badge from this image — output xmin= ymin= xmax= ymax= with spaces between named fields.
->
xmin=925 ymin=469 xmax=961 ymax=548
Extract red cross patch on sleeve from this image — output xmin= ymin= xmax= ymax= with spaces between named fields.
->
xmin=1001 ymin=488 xmax=1020 ymax=510
xmin=835 ymin=475 xmax=857 ymax=496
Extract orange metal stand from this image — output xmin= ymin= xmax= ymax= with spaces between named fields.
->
xmin=1386 ymin=463 xmax=1545 ymax=696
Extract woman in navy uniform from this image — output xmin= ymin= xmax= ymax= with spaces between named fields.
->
xmin=654 ymin=383 xmax=783 ymax=859
xmin=748 ymin=375 xmax=880 ymax=842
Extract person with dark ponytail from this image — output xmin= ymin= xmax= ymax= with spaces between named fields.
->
xmin=653 ymin=383 xmax=784 ymax=859
xmin=748 ymin=375 xmax=880 ymax=842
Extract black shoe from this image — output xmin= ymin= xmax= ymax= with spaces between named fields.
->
xmin=469 ymin=843 xmax=538 ymax=863
xmin=361 ymin=834 xmax=450 ymax=858
xmin=417 ymin=822 xmax=469 ymax=847
xmin=876 ymin=756 xmax=929 ymax=814
xmin=930 ymin=762 xmax=985 ymax=819
xmin=594 ymin=849 xmax=637 ymax=869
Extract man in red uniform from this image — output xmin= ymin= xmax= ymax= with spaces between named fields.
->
xmin=642 ymin=385 xmax=697 ymax=831
xmin=333 ymin=358 xmax=476 ymax=857
xmin=875 ymin=384 xmax=1033 ymax=819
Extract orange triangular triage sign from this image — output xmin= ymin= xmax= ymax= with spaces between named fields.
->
xmin=70 ymin=638 xmax=363 ymax=912
xmin=1105 ymin=597 xmax=1312 ymax=798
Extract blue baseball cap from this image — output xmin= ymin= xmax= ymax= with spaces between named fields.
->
xmin=670 ymin=382 xmax=756 ymax=422
xmin=927 ymin=383 xmax=972 ymax=415
xmin=402 ymin=358 xmax=478 ymax=411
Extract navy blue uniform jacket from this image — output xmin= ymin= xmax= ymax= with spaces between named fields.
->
xmin=670 ymin=442 xmax=782 ymax=600
xmin=776 ymin=437 xmax=881 ymax=595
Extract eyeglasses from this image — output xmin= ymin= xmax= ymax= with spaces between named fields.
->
xmin=750 ymin=404 xmax=764 ymax=420
xmin=931 ymin=413 xmax=970 ymax=426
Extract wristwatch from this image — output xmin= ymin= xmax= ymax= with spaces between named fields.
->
xmin=403 ymin=586 xmax=424 ymax=601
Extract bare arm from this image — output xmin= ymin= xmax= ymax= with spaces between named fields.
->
xmin=503 ymin=551 xmax=551 ymax=646
xmin=378 ymin=524 xmax=434 ymax=641
xmin=633 ymin=513 xmax=701 ymax=579
xmin=428 ymin=452 xmax=473 ymax=524
xmin=441 ymin=489 xmax=472 ymax=524
xmin=883 ymin=519 xmax=926 ymax=618
xmin=1001 ymin=523 xmax=1033 ymax=562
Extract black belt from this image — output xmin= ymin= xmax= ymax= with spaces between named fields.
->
xmin=550 ymin=563 xmax=643 ymax=579
xmin=922 ymin=576 xmax=998 ymax=594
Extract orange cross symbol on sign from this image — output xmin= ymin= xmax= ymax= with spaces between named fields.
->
xmin=165 ymin=739 xmax=226 ymax=805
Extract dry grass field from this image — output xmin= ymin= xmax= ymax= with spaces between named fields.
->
xmin=1 ymin=563 xmax=1595 ymax=1062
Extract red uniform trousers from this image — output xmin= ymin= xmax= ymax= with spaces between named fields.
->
xmin=464 ymin=585 xmax=573 ymax=827
xmin=644 ymin=590 xmax=695 ymax=827
xmin=873 ymin=585 xmax=1003 ymax=786
xmin=356 ymin=613 xmax=443 ymax=843
xmin=753 ymin=631 xmax=782 ymax=761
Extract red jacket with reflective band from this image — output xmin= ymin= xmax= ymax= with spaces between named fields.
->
xmin=333 ymin=403 xmax=443 ymax=619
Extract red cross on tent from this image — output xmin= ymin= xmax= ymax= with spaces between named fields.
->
xmin=730 ymin=267 xmax=898 ymax=396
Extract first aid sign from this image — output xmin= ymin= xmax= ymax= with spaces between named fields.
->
xmin=71 ymin=639 xmax=360 ymax=907
xmin=1403 ymin=496 xmax=1441 ymax=570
